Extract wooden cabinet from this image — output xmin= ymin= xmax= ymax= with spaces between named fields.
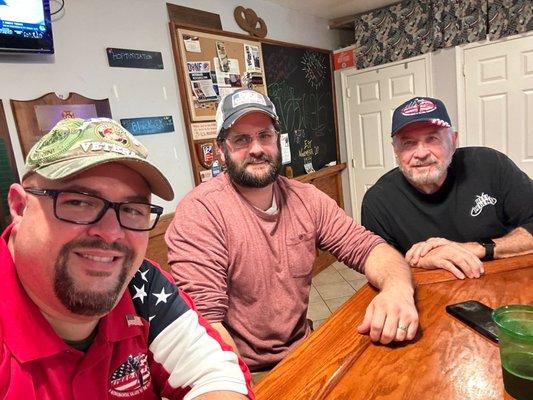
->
xmin=295 ymin=163 xmax=346 ymax=276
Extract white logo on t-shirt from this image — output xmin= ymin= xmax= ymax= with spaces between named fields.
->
xmin=470 ymin=193 xmax=497 ymax=217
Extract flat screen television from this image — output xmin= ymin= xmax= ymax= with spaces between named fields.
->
xmin=0 ymin=0 xmax=54 ymax=54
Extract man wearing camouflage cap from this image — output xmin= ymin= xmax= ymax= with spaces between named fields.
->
xmin=0 ymin=118 xmax=253 ymax=399
xmin=166 ymin=89 xmax=419 ymax=375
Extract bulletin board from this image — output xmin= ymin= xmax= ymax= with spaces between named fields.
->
xmin=171 ymin=24 xmax=268 ymax=184
xmin=176 ymin=27 xmax=267 ymax=121
xmin=170 ymin=23 xmax=339 ymax=185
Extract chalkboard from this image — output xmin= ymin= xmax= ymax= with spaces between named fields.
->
xmin=262 ymin=43 xmax=337 ymax=176
xmin=106 ymin=48 xmax=164 ymax=69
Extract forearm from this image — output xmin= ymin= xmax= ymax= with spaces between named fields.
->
xmin=459 ymin=227 xmax=533 ymax=259
xmin=193 ymin=391 xmax=248 ymax=399
xmin=363 ymin=243 xmax=415 ymax=294
xmin=212 ymin=322 xmax=242 ymax=358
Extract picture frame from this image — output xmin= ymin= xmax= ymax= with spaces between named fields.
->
xmin=10 ymin=92 xmax=112 ymax=159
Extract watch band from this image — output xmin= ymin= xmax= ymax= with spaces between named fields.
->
xmin=479 ymin=239 xmax=495 ymax=261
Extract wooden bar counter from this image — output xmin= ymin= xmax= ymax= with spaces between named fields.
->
xmin=255 ymin=254 xmax=533 ymax=400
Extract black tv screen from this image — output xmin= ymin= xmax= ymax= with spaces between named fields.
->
xmin=0 ymin=0 xmax=54 ymax=54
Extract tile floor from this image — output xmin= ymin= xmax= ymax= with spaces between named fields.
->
xmin=307 ymin=261 xmax=367 ymax=329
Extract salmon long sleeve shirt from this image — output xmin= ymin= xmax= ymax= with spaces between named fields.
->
xmin=166 ymin=173 xmax=384 ymax=371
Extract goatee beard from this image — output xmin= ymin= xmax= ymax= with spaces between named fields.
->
xmin=54 ymin=238 xmax=134 ymax=316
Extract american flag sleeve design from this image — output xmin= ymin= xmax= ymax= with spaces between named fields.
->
xmin=128 ymin=260 xmax=253 ymax=399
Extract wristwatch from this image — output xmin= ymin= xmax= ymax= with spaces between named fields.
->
xmin=479 ymin=239 xmax=495 ymax=261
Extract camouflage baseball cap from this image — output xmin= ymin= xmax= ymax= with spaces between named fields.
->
xmin=23 ymin=118 xmax=174 ymax=200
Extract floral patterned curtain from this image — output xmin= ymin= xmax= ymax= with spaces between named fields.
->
xmin=487 ymin=0 xmax=532 ymax=39
xmin=433 ymin=0 xmax=487 ymax=48
xmin=354 ymin=0 xmax=531 ymax=69
xmin=354 ymin=1 xmax=435 ymax=69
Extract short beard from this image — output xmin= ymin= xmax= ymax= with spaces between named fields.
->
xmin=399 ymin=153 xmax=453 ymax=188
xmin=224 ymin=146 xmax=282 ymax=188
xmin=54 ymin=238 xmax=134 ymax=316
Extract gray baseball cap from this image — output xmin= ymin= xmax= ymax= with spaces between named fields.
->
xmin=23 ymin=118 xmax=174 ymax=200
xmin=215 ymin=89 xmax=279 ymax=140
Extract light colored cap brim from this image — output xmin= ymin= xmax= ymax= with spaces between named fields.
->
xmin=30 ymin=153 xmax=174 ymax=201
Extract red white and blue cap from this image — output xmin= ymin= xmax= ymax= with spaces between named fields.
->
xmin=391 ymin=97 xmax=451 ymax=137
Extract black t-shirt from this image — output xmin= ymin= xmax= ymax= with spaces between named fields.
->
xmin=361 ymin=147 xmax=533 ymax=254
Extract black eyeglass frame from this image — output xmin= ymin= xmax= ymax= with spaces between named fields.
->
xmin=24 ymin=187 xmax=163 ymax=231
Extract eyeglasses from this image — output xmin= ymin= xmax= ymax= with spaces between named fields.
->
xmin=24 ymin=188 xmax=163 ymax=231
xmin=225 ymin=128 xmax=279 ymax=150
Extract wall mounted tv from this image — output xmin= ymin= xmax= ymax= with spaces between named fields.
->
xmin=0 ymin=0 xmax=54 ymax=54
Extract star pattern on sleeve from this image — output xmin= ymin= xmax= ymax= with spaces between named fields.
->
xmin=137 ymin=268 xmax=149 ymax=282
xmin=132 ymin=284 xmax=148 ymax=304
xmin=128 ymin=260 xmax=191 ymax=343
xmin=152 ymin=287 xmax=172 ymax=306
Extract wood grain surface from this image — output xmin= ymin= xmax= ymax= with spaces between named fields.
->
xmin=255 ymin=254 xmax=533 ymax=400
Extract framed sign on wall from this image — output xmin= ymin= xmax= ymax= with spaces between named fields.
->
xmin=10 ymin=92 xmax=112 ymax=159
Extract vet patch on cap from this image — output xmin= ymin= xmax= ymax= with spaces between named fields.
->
xmin=231 ymin=90 xmax=267 ymax=108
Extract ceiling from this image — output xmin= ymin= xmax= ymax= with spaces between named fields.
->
xmin=265 ymin=0 xmax=399 ymax=28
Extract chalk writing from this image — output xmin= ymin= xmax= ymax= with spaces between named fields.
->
xmin=120 ymin=116 xmax=174 ymax=136
xmin=106 ymin=48 xmax=163 ymax=69
xmin=263 ymin=44 xmax=337 ymax=176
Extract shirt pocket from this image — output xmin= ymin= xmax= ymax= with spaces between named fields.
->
xmin=285 ymin=231 xmax=316 ymax=278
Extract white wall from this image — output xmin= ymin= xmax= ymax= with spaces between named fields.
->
xmin=0 ymin=0 xmax=341 ymax=212
xmin=430 ymin=47 xmax=458 ymax=129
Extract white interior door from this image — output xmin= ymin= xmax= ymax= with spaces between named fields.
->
xmin=464 ymin=34 xmax=533 ymax=177
xmin=342 ymin=57 xmax=429 ymax=221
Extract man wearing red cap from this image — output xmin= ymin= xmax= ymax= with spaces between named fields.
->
xmin=362 ymin=97 xmax=533 ymax=280
xmin=166 ymin=89 xmax=419 ymax=374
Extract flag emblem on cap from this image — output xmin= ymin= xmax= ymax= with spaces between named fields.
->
xmin=96 ymin=122 xmax=129 ymax=145
xmin=109 ymin=353 xmax=151 ymax=397
xmin=401 ymin=99 xmax=436 ymax=116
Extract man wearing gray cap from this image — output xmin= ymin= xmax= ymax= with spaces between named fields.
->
xmin=166 ymin=89 xmax=419 ymax=374
xmin=362 ymin=97 xmax=533 ymax=280
xmin=0 ymin=118 xmax=252 ymax=399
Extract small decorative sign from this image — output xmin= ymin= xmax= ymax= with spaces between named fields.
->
xmin=120 ymin=116 xmax=174 ymax=136
xmin=106 ymin=48 xmax=164 ymax=69
xmin=191 ymin=121 xmax=217 ymax=140
xmin=333 ymin=45 xmax=356 ymax=71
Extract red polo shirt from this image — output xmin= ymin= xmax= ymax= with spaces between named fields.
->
xmin=0 ymin=225 xmax=253 ymax=399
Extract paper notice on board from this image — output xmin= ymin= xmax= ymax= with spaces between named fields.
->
xmin=214 ymin=58 xmax=241 ymax=87
xmin=191 ymin=121 xmax=217 ymax=140
xmin=244 ymin=44 xmax=262 ymax=73
xmin=304 ymin=162 xmax=315 ymax=174
xmin=187 ymin=61 xmax=218 ymax=102
xmin=183 ymin=36 xmax=201 ymax=52
xmin=280 ymin=133 xmax=291 ymax=165
xmin=219 ymin=87 xmax=239 ymax=102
